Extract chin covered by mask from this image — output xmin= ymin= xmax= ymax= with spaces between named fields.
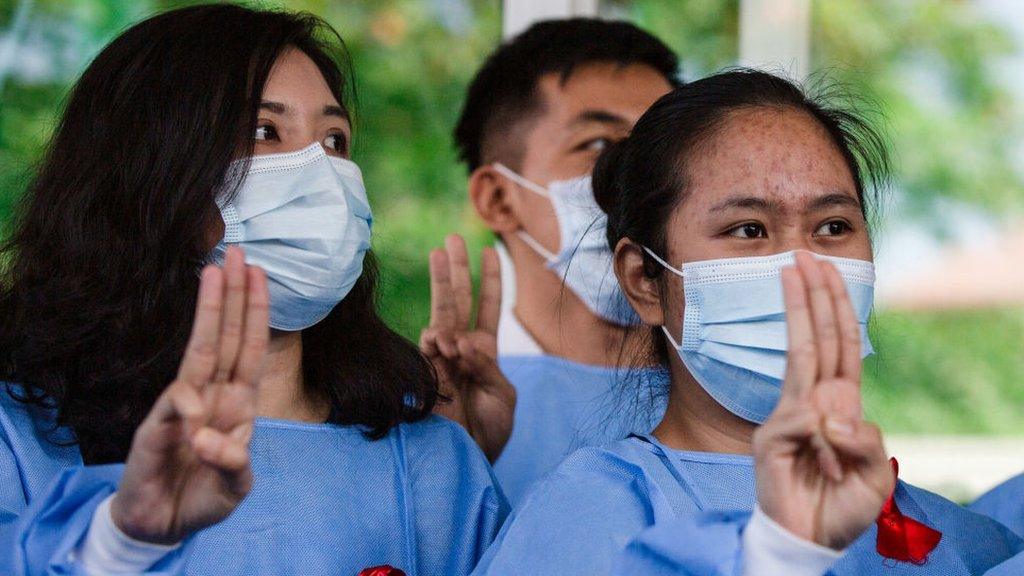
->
xmin=643 ymin=249 xmax=875 ymax=424
xmin=494 ymin=163 xmax=639 ymax=326
xmin=212 ymin=143 xmax=373 ymax=331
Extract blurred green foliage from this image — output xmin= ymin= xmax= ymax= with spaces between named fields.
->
xmin=864 ymin=308 xmax=1024 ymax=433
xmin=0 ymin=0 xmax=1021 ymax=433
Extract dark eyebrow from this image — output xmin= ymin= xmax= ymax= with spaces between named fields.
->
xmin=569 ymin=109 xmax=630 ymax=129
xmin=260 ymin=101 xmax=349 ymax=122
xmin=259 ymin=100 xmax=288 ymax=114
xmin=709 ymin=196 xmax=780 ymax=213
xmin=807 ymin=192 xmax=862 ymax=211
xmin=324 ymin=104 xmax=348 ymax=120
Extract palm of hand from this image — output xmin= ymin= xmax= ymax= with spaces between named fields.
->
xmin=113 ymin=248 xmax=269 ymax=544
xmin=421 ymin=235 xmax=515 ymax=462
xmin=755 ymin=253 xmax=893 ymax=551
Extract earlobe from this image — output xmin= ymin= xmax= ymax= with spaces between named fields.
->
xmin=468 ymin=166 xmax=519 ymax=234
xmin=613 ymin=238 xmax=665 ymax=327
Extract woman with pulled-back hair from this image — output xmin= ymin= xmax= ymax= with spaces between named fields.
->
xmin=0 ymin=5 xmax=504 ymax=574
xmin=471 ymin=70 xmax=1022 ymax=576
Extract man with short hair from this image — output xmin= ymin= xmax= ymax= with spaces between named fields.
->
xmin=422 ymin=19 xmax=681 ymax=505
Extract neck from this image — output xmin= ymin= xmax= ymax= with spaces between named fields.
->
xmin=506 ymin=239 xmax=630 ymax=367
xmin=256 ymin=331 xmax=329 ymax=423
xmin=653 ymin=355 xmax=756 ymax=455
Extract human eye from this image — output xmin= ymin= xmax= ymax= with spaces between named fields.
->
xmin=323 ymin=132 xmax=349 ymax=156
xmin=254 ymin=123 xmax=279 ymax=142
xmin=813 ymin=219 xmax=852 ymax=237
xmin=726 ymin=222 xmax=768 ymax=239
xmin=577 ymin=137 xmax=612 ymax=153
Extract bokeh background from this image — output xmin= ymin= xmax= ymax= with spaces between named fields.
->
xmin=1 ymin=0 xmax=1022 ymax=496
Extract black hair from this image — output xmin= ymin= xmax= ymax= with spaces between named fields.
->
xmin=0 ymin=4 xmax=437 ymax=464
xmin=454 ymin=18 xmax=682 ymax=172
xmin=593 ymin=68 xmax=891 ymax=363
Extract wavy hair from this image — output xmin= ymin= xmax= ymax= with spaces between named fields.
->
xmin=0 ymin=4 xmax=437 ymax=464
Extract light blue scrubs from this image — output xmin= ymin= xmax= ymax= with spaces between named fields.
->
xmin=1 ymin=385 xmax=508 ymax=575
xmin=0 ymin=386 xmax=82 ymax=528
xmin=473 ymin=434 xmax=1023 ymax=576
xmin=972 ymin=473 xmax=1024 ymax=537
xmin=494 ymin=355 xmax=667 ymax=506
xmin=987 ymin=550 xmax=1024 ymax=575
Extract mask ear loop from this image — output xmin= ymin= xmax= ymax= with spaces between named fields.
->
xmin=641 ymin=246 xmax=686 ymax=349
xmin=493 ymin=163 xmax=559 ymax=264
xmin=493 ymin=163 xmax=550 ymax=198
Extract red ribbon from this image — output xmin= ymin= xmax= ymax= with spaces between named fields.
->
xmin=875 ymin=458 xmax=942 ymax=565
xmin=358 ymin=566 xmax=406 ymax=576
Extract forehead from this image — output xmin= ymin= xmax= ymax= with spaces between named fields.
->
xmin=684 ymin=106 xmax=857 ymax=209
xmin=263 ymin=48 xmax=339 ymax=105
xmin=535 ymin=62 xmax=673 ymax=126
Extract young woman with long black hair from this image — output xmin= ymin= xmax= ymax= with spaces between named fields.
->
xmin=0 ymin=5 xmax=504 ymax=574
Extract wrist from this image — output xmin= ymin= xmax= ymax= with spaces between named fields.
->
xmin=75 ymin=494 xmax=181 ymax=574
xmin=742 ymin=505 xmax=843 ymax=576
xmin=110 ymin=491 xmax=176 ymax=545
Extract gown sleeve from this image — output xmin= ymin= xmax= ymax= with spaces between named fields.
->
xmin=611 ymin=510 xmax=748 ymax=576
xmin=971 ymin=473 xmax=1024 ymax=538
xmin=986 ymin=550 xmax=1024 ymax=576
xmin=471 ymin=448 xmax=658 ymax=576
xmin=613 ymin=482 xmax=1024 ymax=576
xmin=404 ymin=417 xmax=510 ymax=576
xmin=612 ymin=506 xmax=842 ymax=576
xmin=1 ymin=428 xmax=26 ymax=530
xmin=3 ymin=464 xmax=192 ymax=575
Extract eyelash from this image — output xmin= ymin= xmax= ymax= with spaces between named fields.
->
xmin=255 ymin=124 xmax=279 ymax=141
xmin=254 ymin=124 xmax=348 ymax=155
xmin=724 ymin=219 xmax=854 ymax=239
xmin=574 ymin=137 xmax=614 ymax=153
xmin=726 ymin=222 xmax=767 ymax=239
xmin=324 ymin=132 xmax=348 ymax=154
xmin=814 ymin=220 xmax=853 ymax=237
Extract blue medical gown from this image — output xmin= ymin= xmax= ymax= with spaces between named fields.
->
xmin=987 ymin=550 xmax=1024 ymax=575
xmin=473 ymin=434 xmax=1023 ymax=576
xmin=494 ymin=355 xmax=666 ymax=506
xmin=0 ymin=387 xmax=81 ymax=529
xmin=2 ymin=389 xmax=508 ymax=575
xmin=972 ymin=473 xmax=1024 ymax=537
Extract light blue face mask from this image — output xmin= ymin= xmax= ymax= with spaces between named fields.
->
xmin=642 ymin=249 xmax=876 ymax=424
xmin=213 ymin=143 xmax=373 ymax=331
xmin=493 ymin=164 xmax=639 ymax=326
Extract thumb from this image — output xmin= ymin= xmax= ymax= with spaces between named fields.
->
xmin=457 ymin=337 xmax=514 ymax=402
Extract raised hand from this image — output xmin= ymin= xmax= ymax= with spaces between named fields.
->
xmin=111 ymin=246 xmax=269 ymax=544
xmin=420 ymin=234 xmax=515 ymax=462
xmin=754 ymin=251 xmax=894 ymax=550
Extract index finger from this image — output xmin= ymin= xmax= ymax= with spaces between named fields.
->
xmin=215 ymin=246 xmax=247 ymax=383
xmin=781 ymin=265 xmax=816 ymax=401
xmin=475 ymin=247 xmax=502 ymax=336
xmin=177 ymin=266 xmax=225 ymax=387
xmin=429 ymin=249 xmax=458 ymax=330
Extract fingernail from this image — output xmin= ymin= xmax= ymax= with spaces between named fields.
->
xmin=826 ymin=418 xmax=854 ymax=436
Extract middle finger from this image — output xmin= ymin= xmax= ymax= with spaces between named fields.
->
xmin=796 ymin=252 xmax=840 ymax=381
xmin=215 ymin=246 xmax=248 ymax=383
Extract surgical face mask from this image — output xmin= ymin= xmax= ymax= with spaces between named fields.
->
xmin=213 ymin=142 xmax=373 ymax=331
xmin=643 ymin=249 xmax=875 ymax=424
xmin=493 ymin=163 xmax=639 ymax=326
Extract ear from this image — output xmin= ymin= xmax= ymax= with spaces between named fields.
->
xmin=468 ymin=165 xmax=520 ymax=234
xmin=614 ymin=237 xmax=664 ymax=327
